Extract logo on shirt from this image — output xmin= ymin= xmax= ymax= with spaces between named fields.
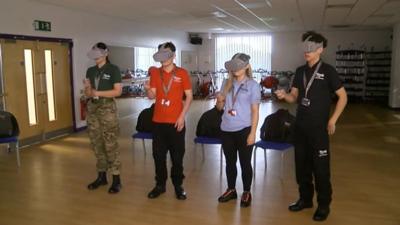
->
xmin=318 ymin=149 xmax=328 ymax=157
xmin=315 ymin=73 xmax=325 ymax=80
xmin=102 ymin=74 xmax=111 ymax=80
xmin=173 ymin=76 xmax=182 ymax=83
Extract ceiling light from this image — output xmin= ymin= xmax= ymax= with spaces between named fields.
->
xmin=265 ymin=0 xmax=272 ymax=8
xmin=212 ymin=11 xmax=227 ymax=18
xmin=210 ymin=27 xmax=224 ymax=31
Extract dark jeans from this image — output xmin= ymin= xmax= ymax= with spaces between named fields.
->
xmin=152 ymin=123 xmax=185 ymax=188
xmin=294 ymin=122 xmax=332 ymax=207
xmin=221 ymin=127 xmax=253 ymax=191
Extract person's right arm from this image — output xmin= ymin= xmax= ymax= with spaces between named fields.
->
xmin=275 ymin=87 xmax=299 ymax=103
xmin=145 ymin=67 xmax=157 ymax=99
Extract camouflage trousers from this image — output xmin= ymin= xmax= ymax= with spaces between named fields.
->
xmin=87 ymin=99 xmax=121 ymax=175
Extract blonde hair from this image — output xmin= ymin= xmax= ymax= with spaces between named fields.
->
xmin=222 ymin=64 xmax=253 ymax=96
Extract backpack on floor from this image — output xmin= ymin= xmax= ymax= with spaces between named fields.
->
xmin=136 ymin=104 xmax=155 ymax=132
xmin=196 ymin=106 xmax=224 ymax=138
xmin=0 ymin=111 xmax=20 ymax=138
xmin=260 ymin=109 xmax=295 ymax=143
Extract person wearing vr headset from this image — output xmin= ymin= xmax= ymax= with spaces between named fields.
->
xmin=275 ymin=31 xmax=347 ymax=221
xmin=83 ymin=42 xmax=123 ymax=194
xmin=144 ymin=42 xmax=193 ymax=200
xmin=216 ymin=53 xmax=261 ymax=208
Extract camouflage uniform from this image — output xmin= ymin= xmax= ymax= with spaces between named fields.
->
xmin=86 ymin=62 xmax=122 ymax=175
xmin=87 ymin=99 xmax=120 ymax=175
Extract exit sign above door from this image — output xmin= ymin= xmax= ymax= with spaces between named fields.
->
xmin=33 ymin=20 xmax=51 ymax=32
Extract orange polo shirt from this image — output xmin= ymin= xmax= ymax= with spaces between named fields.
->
xmin=149 ymin=66 xmax=192 ymax=124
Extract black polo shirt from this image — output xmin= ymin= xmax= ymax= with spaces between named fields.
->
xmin=86 ymin=63 xmax=121 ymax=91
xmin=292 ymin=60 xmax=342 ymax=124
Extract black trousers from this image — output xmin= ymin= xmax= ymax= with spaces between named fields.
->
xmin=152 ymin=123 xmax=185 ymax=187
xmin=294 ymin=122 xmax=332 ymax=207
xmin=221 ymin=127 xmax=253 ymax=191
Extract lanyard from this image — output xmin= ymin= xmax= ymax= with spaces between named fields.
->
xmin=159 ymin=68 xmax=176 ymax=97
xmin=94 ymin=70 xmax=103 ymax=91
xmin=303 ymin=61 xmax=322 ymax=98
xmin=230 ymin=80 xmax=246 ymax=109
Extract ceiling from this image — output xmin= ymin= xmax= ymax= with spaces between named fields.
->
xmin=33 ymin=0 xmax=400 ymax=33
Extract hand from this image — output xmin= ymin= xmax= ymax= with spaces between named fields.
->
xmin=83 ymin=79 xmax=91 ymax=89
xmin=144 ymin=80 xmax=151 ymax=91
xmin=274 ymin=89 xmax=287 ymax=100
xmin=327 ymin=119 xmax=336 ymax=135
xmin=247 ymin=132 xmax=256 ymax=146
xmin=175 ymin=115 xmax=185 ymax=132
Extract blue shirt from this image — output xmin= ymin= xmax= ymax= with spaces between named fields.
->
xmin=220 ymin=78 xmax=261 ymax=132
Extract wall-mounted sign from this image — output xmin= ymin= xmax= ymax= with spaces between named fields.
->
xmin=33 ymin=20 xmax=51 ymax=32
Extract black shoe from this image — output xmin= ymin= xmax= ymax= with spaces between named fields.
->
xmin=288 ymin=199 xmax=313 ymax=212
xmin=313 ymin=207 xmax=330 ymax=221
xmin=148 ymin=186 xmax=166 ymax=199
xmin=87 ymin=172 xmax=108 ymax=190
xmin=175 ymin=186 xmax=187 ymax=200
xmin=240 ymin=191 xmax=252 ymax=208
xmin=108 ymin=175 xmax=122 ymax=194
xmin=218 ymin=189 xmax=237 ymax=203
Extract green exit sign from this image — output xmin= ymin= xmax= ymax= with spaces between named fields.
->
xmin=33 ymin=20 xmax=51 ymax=32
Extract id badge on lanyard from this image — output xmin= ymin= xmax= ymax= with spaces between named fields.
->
xmin=228 ymin=82 xmax=245 ymax=116
xmin=160 ymin=68 xmax=176 ymax=107
xmin=302 ymin=62 xmax=322 ymax=107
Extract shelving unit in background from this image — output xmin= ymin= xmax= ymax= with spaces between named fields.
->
xmin=336 ymin=50 xmax=366 ymax=102
xmin=365 ymin=51 xmax=392 ymax=102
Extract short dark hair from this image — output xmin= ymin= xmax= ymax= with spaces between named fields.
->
xmin=95 ymin=42 xmax=108 ymax=51
xmin=302 ymin=31 xmax=328 ymax=48
xmin=158 ymin=42 xmax=176 ymax=52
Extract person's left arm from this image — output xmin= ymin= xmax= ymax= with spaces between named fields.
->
xmin=93 ymin=66 xmax=122 ymax=98
xmin=175 ymin=70 xmax=193 ymax=131
xmin=327 ymin=66 xmax=348 ymax=135
xmin=247 ymin=82 xmax=261 ymax=146
xmin=328 ymin=87 xmax=347 ymax=135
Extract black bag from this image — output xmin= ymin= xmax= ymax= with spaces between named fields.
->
xmin=260 ymin=109 xmax=295 ymax=143
xmin=0 ymin=111 xmax=20 ymax=138
xmin=196 ymin=106 xmax=224 ymax=138
xmin=136 ymin=104 xmax=155 ymax=132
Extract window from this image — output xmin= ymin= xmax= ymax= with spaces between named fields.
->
xmin=215 ymin=34 xmax=272 ymax=76
xmin=44 ymin=50 xmax=56 ymax=121
xmin=134 ymin=47 xmax=158 ymax=74
xmin=23 ymin=49 xmax=37 ymax=125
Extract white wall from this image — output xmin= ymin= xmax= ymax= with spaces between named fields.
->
xmin=108 ymin=46 xmax=134 ymax=72
xmin=0 ymin=0 xmax=193 ymax=128
xmin=389 ymin=23 xmax=400 ymax=108
xmin=196 ymin=30 xmax=393 ymax=72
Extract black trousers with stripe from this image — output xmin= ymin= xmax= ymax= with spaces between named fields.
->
xmin=294 ymin=121 xmax=332 ymax=207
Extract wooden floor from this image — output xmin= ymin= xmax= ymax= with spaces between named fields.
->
xmin=0 ymin=99 xmax=399 ymax=225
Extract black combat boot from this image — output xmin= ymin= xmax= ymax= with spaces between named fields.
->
xmin=108 ymin=175 xmax=122 ymax=194
xmin=87 ymin=172 xmax=108 ymax=190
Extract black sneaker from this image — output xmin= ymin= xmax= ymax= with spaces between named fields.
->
xmin=175 ymin=186 xmax=187 ymax=200
xmin=147 ymin=186 xmax=166 ymax=199
xmin=240 ymin=191 xmax=252 ymax=208
xmin=218 ymin=189 xmax=237 ymax=203
xmin=288 ymin=199 xmax=313 ymax=212
xmin=313 ymin=207 xmax=330 ymax=221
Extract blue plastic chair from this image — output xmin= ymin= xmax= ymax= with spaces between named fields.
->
xmin=0 ymin=136 xmax=20 ymax=167
xmin=131 ymin=132 xmax=153 ymax=154
xmin=194 ymin=136 xmax=223 ymax=167
xmin=253 ymin=140 xmax=293 ymax=178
